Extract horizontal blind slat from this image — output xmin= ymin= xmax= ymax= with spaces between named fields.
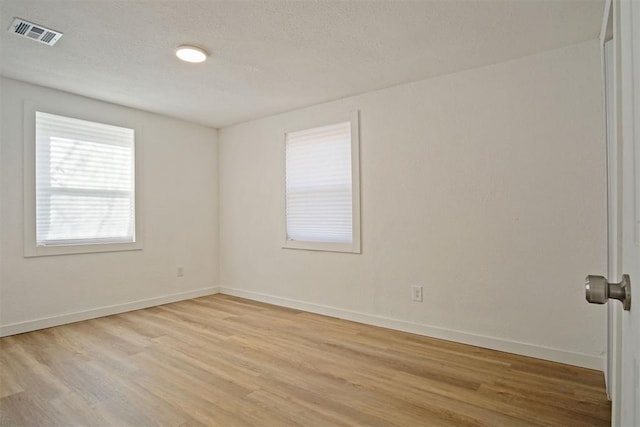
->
xmin=35 ymin=112 xmax=135 ymax=246
xmin=285 ymin=121 xmax=353 ymax=244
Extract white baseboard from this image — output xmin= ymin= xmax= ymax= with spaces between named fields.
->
xmin=1 ymin=285 xmax=603 ymax=370
xmin=0 ymin=286 xmax=220 ymax=337
xmin=219 ymin=287 xmax=603 ymax=370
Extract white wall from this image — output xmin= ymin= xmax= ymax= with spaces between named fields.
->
xmin=219 ymin=41 xmax=608 ymax=368
xmin=0 ymin=78 xmax=219 ymax=335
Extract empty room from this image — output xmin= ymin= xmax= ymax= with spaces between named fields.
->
xmin=1 ymin=0 xmax=639 ymax=425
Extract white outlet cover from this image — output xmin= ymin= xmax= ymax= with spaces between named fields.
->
xmin=411 ymin=285 xmax=423 ymax=302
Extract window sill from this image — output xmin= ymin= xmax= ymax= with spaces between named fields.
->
xmin=282 ymin=240 xmax=360 ymax=254
xmin=24 ymin=240 xmax=143 ymax=257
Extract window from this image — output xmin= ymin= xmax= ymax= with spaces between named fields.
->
xmin=24 ymin=106 xmax=142 ymax=256
xmin=284 ymin=112 xmax=360 ymax=253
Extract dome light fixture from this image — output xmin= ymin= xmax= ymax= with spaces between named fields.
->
xmin=175 ymin=45 xmax=208 ymax=63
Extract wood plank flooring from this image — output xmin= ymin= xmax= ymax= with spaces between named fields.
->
xmin=0 ymin=294 xmax=610 ymax=426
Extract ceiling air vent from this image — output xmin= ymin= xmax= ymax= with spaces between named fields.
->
xmin=8 ymin=18 xmax=62 ymax=46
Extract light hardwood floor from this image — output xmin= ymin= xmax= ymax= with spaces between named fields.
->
xmin=0 ymin=294 xmax=610 ymax=426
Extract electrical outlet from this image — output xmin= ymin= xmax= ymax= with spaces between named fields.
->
xmin=177 ymin=266 xmax=184 ymax=277
xmin=411 ymin=285 xmax=423 ymax=302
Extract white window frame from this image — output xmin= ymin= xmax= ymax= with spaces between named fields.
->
xmin=23 ymin=100 xmax=144 ymax=257
xmin=282 ymin=110 xmax=361 ymax=254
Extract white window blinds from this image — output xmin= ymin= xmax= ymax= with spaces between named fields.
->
xmin=285 ymin=121 xmax=353 ymax=244
xmin=35 ymin=112 xmax=135 ymax=246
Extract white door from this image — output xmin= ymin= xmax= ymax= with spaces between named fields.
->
xmin=618 ymin=0 xmax=640 ymax=424
xmin=603 ymin=0 xmax=640 ymax=425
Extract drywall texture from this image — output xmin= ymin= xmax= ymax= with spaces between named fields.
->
xmin=0 ymin=1 xmax=604 ymax=127
xmin=219 ymin=41 xmax=607 ymax=364
xmin=0 ymin=78 xmax=219 ymax=329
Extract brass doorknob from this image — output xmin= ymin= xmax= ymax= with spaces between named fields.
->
xmin=585 ymin=274 xmax=631 ymax=311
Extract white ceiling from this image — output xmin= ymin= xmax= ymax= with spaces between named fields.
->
xmin=1 ymin=0 xmax=604 ymax=128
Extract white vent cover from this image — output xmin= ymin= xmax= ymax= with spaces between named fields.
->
xmin=8 ymin=18 xmax=62 ymax=46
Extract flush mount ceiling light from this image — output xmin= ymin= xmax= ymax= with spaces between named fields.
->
xmin=175 ymin=45 xmax=208 ymax=63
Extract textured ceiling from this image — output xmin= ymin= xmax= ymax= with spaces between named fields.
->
xmin=0 ymin=0 xmax=604 ymax=128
